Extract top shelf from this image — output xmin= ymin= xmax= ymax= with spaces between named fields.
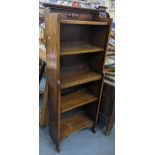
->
xmin=60 ymin=20 xmax=109 ymax=26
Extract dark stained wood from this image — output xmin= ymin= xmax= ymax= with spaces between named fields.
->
xmin=82 ymin=80 xmax=102 ymax=122
xmin=61 ymin=68 xmax=102 ymax=89
xmin=104 ymin=102 xmax=115 ymax=135
xmin=61 ymin=19 xmax=108 ymax=25
xmin=61 ymin=43 xmax=104 ymax=55
xmin=60 ymin=54 xmax=90 ymax=71
xmin=44 ymin=4 xmax=112 ymax=152
xmin=60 ymin=112 xmax=94 ymax=140
xmin=61 ymin=89 xmax=98 ymax=113
xmin=90 ymin=22 xmax=112 ymax=128
xmin=43 ymin=3 xmax=108 ymax=23
xmin=89 ymin=53 xmax=105 ymax=74
xmin=94 ymin=77 xmax=104 ymax=130
xmin=99 ymin=81 xmax=115 ymax=135
xmin=45 ymin=12 xmax=61 ymax=148
xmin=60 ymin=24 xmax=108 ymax=49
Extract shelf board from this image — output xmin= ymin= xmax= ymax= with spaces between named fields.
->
xmin=61 ymin=69 xmax=102 ymax=89
xmin=61 ymin=89 xmax=98 ymax=113
xmin=61 ymin=44 xmax=104 ymax=55
xmin=60 ymin=112 xmax=94 ymax=140
xmin=61 ymin=19 xmax=108 ymax=26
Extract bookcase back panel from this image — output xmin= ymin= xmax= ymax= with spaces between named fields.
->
xmin=60 ymin=54 xmax=89 ymax=72
xmin=60 ymin=53 xmax=104 ymax=74
xmin=61 ymin=81 xmax=100 ymax=97
xmin=60 ymin=24 xmax=109 ymax=49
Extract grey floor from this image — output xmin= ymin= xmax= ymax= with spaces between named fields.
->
xmin=39 ymin=126 xmax=115 ymax=155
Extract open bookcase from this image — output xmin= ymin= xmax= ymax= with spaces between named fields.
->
xmin=44 ymin=4 xmax=112 ymax=152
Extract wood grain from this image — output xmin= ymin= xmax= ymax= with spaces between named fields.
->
xmin=45 ymin=12 xmax=61 ymax=148
xmin=61 ymin=89 xmax=98 ymax=113
xmin=60 ymin=112 xmax=94 ymax=140
xmin=99 ymin=82 xmax=115 ymax=135
xmin=44 ymin=4 xmax=112 ymax=152
xmin=61 ymin=69 xmax=102 ymax=89
xmin=61 ymin=44 xmax=104 ymax=55
xmin=61 ymin=19 xmax=108 ymax=25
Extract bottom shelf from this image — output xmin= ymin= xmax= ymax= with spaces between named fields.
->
xmin=60 ymin=112 xmax=94 ymax=140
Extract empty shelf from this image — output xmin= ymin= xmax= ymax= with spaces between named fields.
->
xmin=61 ymin=69 xmax=102 ymax=89
xmin=61 ymin=19 xmax=109 ymax=25
xmin=61 ymin=44 xmax=104 ymax=55
xmin=61 ymin=89 xmax=98 ymax=113
xmin=60 ymin=112 xmax=94 ymax=140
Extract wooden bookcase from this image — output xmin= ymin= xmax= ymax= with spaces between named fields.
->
xmin=44 ymin=3 xmax=112 ymax=152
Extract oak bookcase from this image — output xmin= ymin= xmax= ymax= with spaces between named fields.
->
xmin=44 ymin=3 xmax=112 ymax=152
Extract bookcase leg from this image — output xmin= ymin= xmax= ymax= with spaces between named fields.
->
xmin=91 ymin=126 xmax=96 ymax=134
xmin=103 ymin=127 xmax=111 ymax=136
xmin=56 ymin=144 xmax=61 ymax=153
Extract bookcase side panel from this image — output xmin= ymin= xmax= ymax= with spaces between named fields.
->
xmin=93 ymin=20 xmax=113 ymax=129
xmin=45 ymin=12 xmax=61 ymax=147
